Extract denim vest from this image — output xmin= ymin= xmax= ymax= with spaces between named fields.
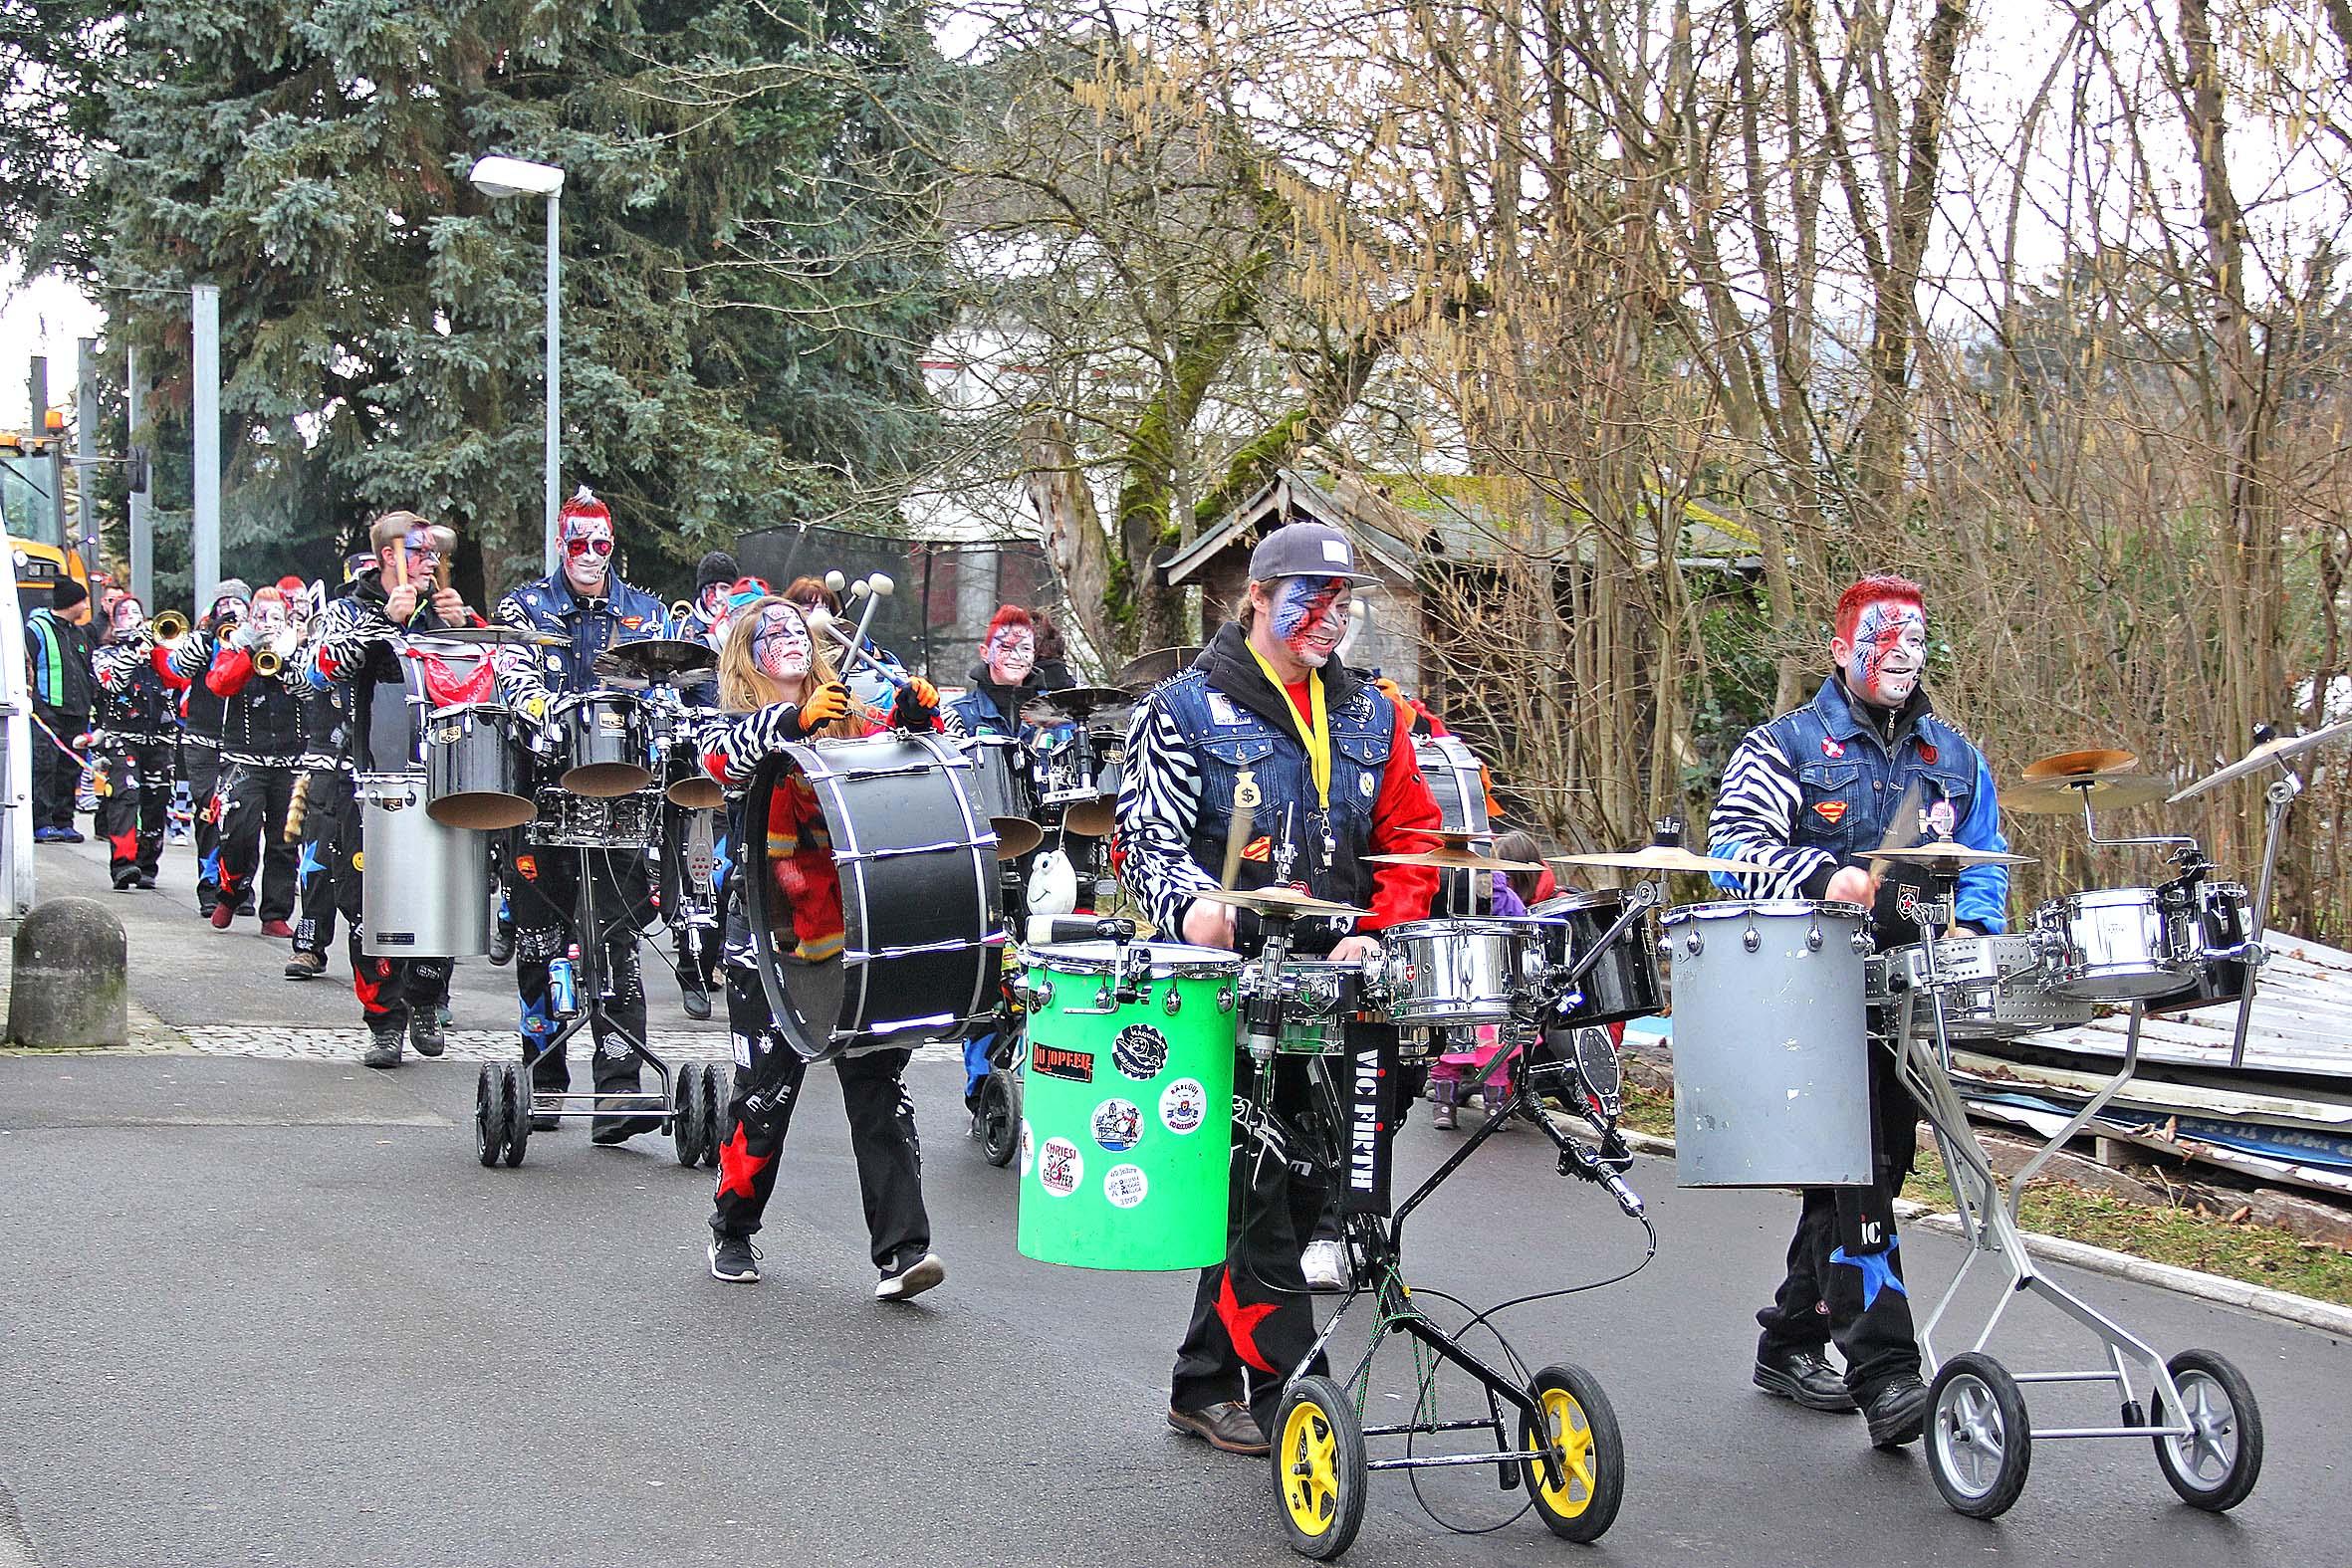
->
xmin=1157 ymin=667 xmax=1394 ymax=910
xmin=503 ymin=572 xmax=671 ymax=696
xmin=1765 ymin=678 xmax=1987 ymax=862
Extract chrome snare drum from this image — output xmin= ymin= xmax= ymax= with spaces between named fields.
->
xmin=1383 ymin=917 xmax=1529 ymax=1027
xmin=530 ymin=788 xmax=661 ymax=849
xmin=1525 ymin=890 xmax=1665 ymax=1027
xmin=2032 ymin=887 xmax=2196 ymax=1001
xmin=1663 ymin=900 xmax=1874 ymax=1187
xmin=1868 ymin=934 xmax=2093 ymax=1040
xmin=2146 ymin=881 xmax=2256 ymax=1015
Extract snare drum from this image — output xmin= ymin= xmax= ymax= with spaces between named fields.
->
xmin=1868 ymin=934 xmax=2093 ymax=1040
xmin=1662 ymin=900 xmax=1874 ymax=1187
xmin=2145 ymin=881 xmax=2255 ymax=1015
xmin=359 ymin=772 xmax=492 ymax=957
xmin=1526 ymin=890 xmax=1665 ymax=1026
xmin=423 ymin=702 xmax=535 ymax=830
xmin=961 ymin=734 xmax=1043 ymax=858
xmin=530 ymin=788 xmax=661 ymax=849
xmin=557 ymin=692 xmax=653 ymax=797
xmin=1271 ymin=959 xmax=1369 ymax=1055
xmin=1383 ymin=917 xmax=1529 ymax=1026
xmin=2032 ymin=887 xmax=2196 ymax=1001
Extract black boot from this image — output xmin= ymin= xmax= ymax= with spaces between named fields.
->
xmin=1863 ymin=1375 xmax=1929 ymax=1448
xmin=1754 ymin=1344 xmax=1858 ymax=1413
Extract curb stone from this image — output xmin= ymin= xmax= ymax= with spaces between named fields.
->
xmin=1555 ymin=1112 xmax=2352 ymax=1339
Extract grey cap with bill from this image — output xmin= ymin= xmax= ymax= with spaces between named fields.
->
xmin=1247 ymin=520 xmax=1378 ymax=583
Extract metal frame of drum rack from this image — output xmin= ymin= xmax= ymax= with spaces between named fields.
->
xmin=1881 ymin=769 xmax=2287 ymax=1518
xmin=1252 ymin=890 xmax=1658 ymax=1560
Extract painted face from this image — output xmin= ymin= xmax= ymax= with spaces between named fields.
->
xmin=1838 ymin=597 xmax=1929 ymax=709
xmin=210 ymin=593 xmax=249 ymax=626
xmin=562 ymin=514 xmax=614 ymax=592
xmin=113 ymin=597 xmax=146 ymax=637
xmin=1269 ymin=575 xmax=1352 ymax=667
xmin=698 ymin=580 xmax=732 ymax=620
xmin=248 ymin=600 xmax=288 ymax=639
xmin=753 ymin=603 xmax=813 ymax=681
xmin=985 ymin=623 xmax=1036 ymax=686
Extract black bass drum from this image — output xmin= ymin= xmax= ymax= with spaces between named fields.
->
xmin=746 ymin=732 xmax=1006 ymax=1061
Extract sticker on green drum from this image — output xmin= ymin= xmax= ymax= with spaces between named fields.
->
xmin=1018 ymin=941 xmax=1239 ymax=1270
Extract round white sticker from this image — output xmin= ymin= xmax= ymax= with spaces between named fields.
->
xmin=1160 ymin=1078 xmax=1208 ymax=1135
xmin=1091 ymin=1097 xmax=1144 ymax=1153
xmin=1038 ymin=1136 xmax=1082 ymax=1198
xmin=1018 ymin=1119 xmax=1034 ymax=1177
xmin=1103 ymin=1163 xmax=1149 ymax=1210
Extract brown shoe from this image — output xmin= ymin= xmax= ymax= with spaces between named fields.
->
xmin=1168 ymin=1402 xmax=1269 ymax=1456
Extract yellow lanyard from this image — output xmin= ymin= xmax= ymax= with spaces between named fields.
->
xmin=1248 ymin=645 xmax=1332 ymax=808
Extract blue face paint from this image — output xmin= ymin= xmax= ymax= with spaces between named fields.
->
xmin=1270 ymin=576 xmax=1349 ymax=663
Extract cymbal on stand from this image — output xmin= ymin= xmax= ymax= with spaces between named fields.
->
xmin=2168 ymin=716 xmax=2352 ymax=801
xmin=1863 ymin=841 xmax=2036 ymax=868
xmin=2019 ymin=747 xmax=2140 ymax=781
xmin=1365 ymin=848 xmax=1544 ymax=872
xmin=1552 ymin=845 xmax=1774 ymax=875
xmin=1193 ymin=886 xmax=1369 ymax=920
xmin=2001 ymin=773 xmax=2172 ymax=814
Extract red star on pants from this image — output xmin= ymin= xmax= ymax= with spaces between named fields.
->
xmin=1216 ymin=1268 xmax=1281 ymax=1374
xmin=714 ymin=1124 xmax=775 ymax=1202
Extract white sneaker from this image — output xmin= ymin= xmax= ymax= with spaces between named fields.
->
xmin=1301 ymin=1238 xmax=1350 ymax=1293
xmin=876 ymin=1253 xmax=946 ymax=1301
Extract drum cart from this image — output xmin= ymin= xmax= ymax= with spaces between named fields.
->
xmin=1238 ymin=899 xmax=1659 ymax=1559
xmin=1885 ymin=833 xmax=2272 ymax=1520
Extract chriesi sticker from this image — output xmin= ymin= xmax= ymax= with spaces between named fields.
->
xmin=1038 ymin=1136 xmax=1081 ymax=1198
xmin=1103 ymin=1164 xmax=1149 ymax=1210
xmin=1160 ymin=1078 xmax=1208 ymax=1134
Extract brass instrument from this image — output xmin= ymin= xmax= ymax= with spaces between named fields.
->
xmin=149 ymin=609 xmax=190 ymax=646
xmin=284 ymin=771 xmax=312 ymax=842
xmin=254 ymin=647 xmax=284 ymax=677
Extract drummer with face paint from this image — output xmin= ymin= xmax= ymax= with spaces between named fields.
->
xmin=689 ymin=596 xmax=949 ymax=1298
xmin=1115 ymin=521 xmax=1443 ymax=1457
xmin=1707 ymin=571 xmax=2009 ymax=1449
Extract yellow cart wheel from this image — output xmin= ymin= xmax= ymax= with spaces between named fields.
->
xmin=1272 ymin=1375 xmax=1366 ymax=1559
xmin=1519 ymin=1363 xmax=1624 ymax=1542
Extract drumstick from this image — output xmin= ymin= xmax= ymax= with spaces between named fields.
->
xmin=389 ymin=539 xmax=410 ymax=590
xmin=430 ymin=526 xmax=456 ymax=593
xmin=848 ymin=572 xmax=891 ymax=651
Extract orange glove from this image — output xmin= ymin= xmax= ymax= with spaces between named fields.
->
xmin=1374 ymin=676 xmax=1406 ymax=706
xmin=796 ymin=682 xmax=853 ymax=734
xmin=904 ymin=676 xmax=938 ymax=711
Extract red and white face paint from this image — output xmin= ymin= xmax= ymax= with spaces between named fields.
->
xmin=248 ymin=596 xmax=288 ymax=640
xmin=984 ymin=623 xmax=1036 ymax=686
xmin=754 ymin=603 xmax=814 ymax=682
xmin=1268 ymin=575 xmax=1352 ymax=668
xmin=561 ymin=512 xmax=614 ymax=594
xmin=1835 ymin=596 xmax=1928 ymax=710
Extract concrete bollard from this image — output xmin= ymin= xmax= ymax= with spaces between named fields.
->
xmin=7 ymin=897 xmax=129 ymax=1048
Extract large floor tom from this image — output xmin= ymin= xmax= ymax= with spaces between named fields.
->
xmin=1383 ymin=917 xmax=1528 ymax=1026
xmin=557 ymin=692 xmax=653 ymax=797
xmin=2032 ymin=887 xmax=2195 ymax=1001
xmin=423 ymin=702 xmax=535 ymax=830
xmin=359 ymin=772 xmax=491 ymax=957
xmin=960 ymin=734 xmax=1043 ymax=858
xmin=1663 ymin=899 xmax=1873 ymax=1187
xmin=1868 ymin=934 xmax=2093 ymax=1040
xmin=1526 ymin=890 xmax=1664 ymax=1026
xmin=1016 ymin=941 xmax=1239 ymax=1270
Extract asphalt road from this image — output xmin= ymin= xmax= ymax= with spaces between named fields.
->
xmin=1 ymin=840 xmax=2345 ymax=1566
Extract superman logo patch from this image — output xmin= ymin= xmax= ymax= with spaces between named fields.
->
xmin=1813 ymin=800 xmax=1849 ymax=825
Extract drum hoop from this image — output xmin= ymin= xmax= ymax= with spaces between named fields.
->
xmin=1386 ymin=917 xmax=1537 ymax=940
xmin=1029 ymin=940 xmax=1241 ymax=980
xmin=424 ymin=700 xmax=515 ymax=722
xmin=2045 ymin=885 xmax=2163 ymax=916
xmin=1661 ymin=898 xmax=1868 ymax=927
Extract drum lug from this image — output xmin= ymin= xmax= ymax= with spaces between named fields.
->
xmin=1850 ymin=927 xmax=1873 ymax=956
xmin=1805 ymin=921 xmax=1824 ymax=953
xmin=1216 ymin=984 xmax=1235 ymax=1013
xmin=1682 ymin=931 xmax=1703 ymax=958
xmin=1162 ymin=986 xmax=1181 ymax=1016
xmin=1094 ymin=984 xmax=1113 ymax=1010
xmin=1742 ymin=923 xmax=1762 ymax=955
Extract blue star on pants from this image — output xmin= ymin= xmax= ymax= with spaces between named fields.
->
xmin=1830 ymin=1236 xmax=1907 ymax=1310
xmin=297 ymin=840 xmax=326 ymax=891
xmin=199 ymin=847 xmax=222 ymax=887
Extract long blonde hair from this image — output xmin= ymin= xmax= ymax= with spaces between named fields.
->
xmin=719 ymin=595 xmax=866 ymax=739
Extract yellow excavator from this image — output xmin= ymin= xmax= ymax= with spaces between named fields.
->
xmin=0 ymin=413 xmax=88 ymax=611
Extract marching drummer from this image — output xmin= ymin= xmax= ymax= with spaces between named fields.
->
xmin=690 ymin=595 xmax=949 ymax=1297
xmin=489 ymin=486 xmax=674 ymax=1141
xmin=1116 ymin=520 xmax=1443 ymax=1456
xmin=309 ymin=512 xmax=483 ymax=1066
xmin=1708 ymin=571 xmax=2008 ymax=1449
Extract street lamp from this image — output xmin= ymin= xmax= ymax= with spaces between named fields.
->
xmin=468 ymin=154 xmax=567 ymax=575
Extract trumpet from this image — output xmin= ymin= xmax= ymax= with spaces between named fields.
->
xmin=254 ymin=647 xmax=284 ymax=677
xmin=149 ymin=609 xmax=190 ymax=646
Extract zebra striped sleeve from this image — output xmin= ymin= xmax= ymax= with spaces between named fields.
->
xmin=1113 ymin=694 xmax=1219 ymax=936
xmin=1707 ymin=728 xmax=1839 ymax=898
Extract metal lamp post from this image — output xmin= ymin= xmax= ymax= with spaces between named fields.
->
xmin=467 ymin=155 xmax=568 ymax=576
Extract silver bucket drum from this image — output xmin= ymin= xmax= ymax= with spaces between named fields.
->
xmin=1663 ymin=899 xmax=1874 ymax=1188
xmin=1382 ymin=917 xmax=1528 ymax=1027
xmin=2032 ymin=887 xmax=2196 ymax=1001
xmin=1868 ymin=934 xmax=2093 ymax=1041
xmin=423 ymin=702 xmax=535 ymax=831
xmin=359 ymin=772 xmax=491 ymax=957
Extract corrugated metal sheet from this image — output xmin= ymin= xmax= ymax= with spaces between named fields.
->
xmin=2008 ymin=933 xmax=2352 ymax=1080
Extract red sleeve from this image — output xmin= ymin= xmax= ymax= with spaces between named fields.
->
xmin=1363 ymin=705 xmax=1444 ymax=932
xmin=151 ymin=644 xmax=190 ymax=689
xmin=205 ymin=647 xmax=253 ymax=698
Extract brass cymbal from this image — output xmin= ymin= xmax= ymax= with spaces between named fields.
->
xmin=1193 ymin=885 xmax=1370 ymax=920
xmin=2001 ymin=772 xmax=2172 ymax=814
xmin=1552 ymin=845 xmax=1773 ymax=875
xmin=1364 ymin=848 xmax=1545 ymax=872
xmin=2019 ymin=747 xmax=2141 ymax=781
xmin=1863 ymin=841 xmax=2036 ymax=868
xmin=2168 ymin=716 xmax=2352 ymax=802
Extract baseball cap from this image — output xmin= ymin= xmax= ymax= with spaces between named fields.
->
xmin=1247 ymin=521 xmax=1375 ymax=583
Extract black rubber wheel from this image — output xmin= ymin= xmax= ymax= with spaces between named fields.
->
xmin=1271 ymin=1375 xmax=1366 ymax=1560
xmin=698 ymin=1062 xmax=727 ymax=1169
xmin=977 ymin=1070 xmax=1018 ymax=1168
xmin=671 ymin=1064 xmax=703 ymax=1168
xmin=2152 ymin=1349 xmax=2263 ymax=1511
xmin=1927 ymin=1353 xmax=2032 ymax=1519
xmin=1519 ymin=1362 xmax=1625 ymax=1542
xmin=472 ymin=1064 xmax=503 ymax=1168
xmin=500 ymin=1065 xmax=531 ymax=1168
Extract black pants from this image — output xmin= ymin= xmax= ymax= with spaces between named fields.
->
xmin=1755 ymin=1044 xmax=1923 ymax=1400
xmin=216 ymin=763 xmax=299 ymax=921
xmin=332 ymin=788 xmax=450 ymax=1029
xmin=661 ymin=802 xmax=723 ymax=993
xmin=1172 ymin=1052 xmax=1331 ymax=1435
xmin=711 ymin=945 xmax=930 ymax=1273
xmin=187 ymin=743 xmax=225 ymax=909
xmin=292 ymin=769 xmax=350 ymax=958
xmin=31 ymin=703 xmax=86 ymax=829
xmin=95 ymin=737 xmax=170 ymax=882
xmin=507 ymin=844 xmax=651 ymax=1096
